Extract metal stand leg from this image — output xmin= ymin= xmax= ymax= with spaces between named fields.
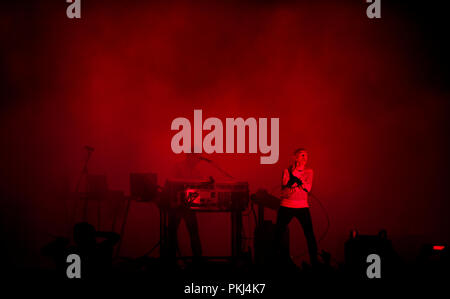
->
xmin=231 ymin=211 xmax=243 ymax=259
xmin=97 ymin=196 xmax=101 ymax=231
xmin=160 ymin=208 xmax=168 ymax=258
xmin=116 ymin=197 xmax=132 ymax=257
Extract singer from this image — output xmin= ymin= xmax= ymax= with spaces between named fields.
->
xmin=273 ymin=148 xmax=318 ymax=267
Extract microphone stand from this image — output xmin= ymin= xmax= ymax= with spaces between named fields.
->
xmin=71 ymin=147 xmax=94 ymax=230
xmin=74 ymin=148 xmax=93 ymax=193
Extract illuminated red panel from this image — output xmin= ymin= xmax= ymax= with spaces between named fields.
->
xmin=432 ymin=245 xmax=446 ymax=251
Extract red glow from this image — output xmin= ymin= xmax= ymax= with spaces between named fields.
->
xmin=433 ymin=245 xmax=446 ymax=251
xmin=1 ymin=1 xmax=450 ymax=264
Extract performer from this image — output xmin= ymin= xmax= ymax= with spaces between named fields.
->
xmin=273 ymin=148 xmax=318 ymax=266
xmin=165 ymin=149 xmax=225 ymax=264
xmin=166 ymin=153 xmax=203 ymax=263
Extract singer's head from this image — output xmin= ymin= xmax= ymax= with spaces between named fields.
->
xmin=293 ymin=148 xmax=308 ymax=169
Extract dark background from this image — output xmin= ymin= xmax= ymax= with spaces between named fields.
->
xmin=1 ymin=0 xmax=449 ymax=271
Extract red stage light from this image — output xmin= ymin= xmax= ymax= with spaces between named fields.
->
xmin=432 ymin=245 xmax=446 ymax=251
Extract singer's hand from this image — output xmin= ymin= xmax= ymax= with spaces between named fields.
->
xmin=292 ymin=180 xmax=303 ymax=188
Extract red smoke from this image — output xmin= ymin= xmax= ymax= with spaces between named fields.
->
xmin=1 ymin=0 xmax=449 ymax=266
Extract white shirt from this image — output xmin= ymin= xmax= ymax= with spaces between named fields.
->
xmin=280 ymin=168 xmax=313 ymax=208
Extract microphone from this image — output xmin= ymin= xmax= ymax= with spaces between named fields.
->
xmin=84 ymin=145 xmax=94 ymax=152
xmin=287 ymin=176 xmax=303 ymax=188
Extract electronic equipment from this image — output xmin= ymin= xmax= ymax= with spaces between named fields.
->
xmin=163 ymin=179 xmax=249 ymax=211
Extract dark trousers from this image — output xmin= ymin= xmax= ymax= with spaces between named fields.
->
xmin=167 ymin=208 xmax=202 ymax=260
xmin=274 ymin=206 xmax=318 ymax=265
